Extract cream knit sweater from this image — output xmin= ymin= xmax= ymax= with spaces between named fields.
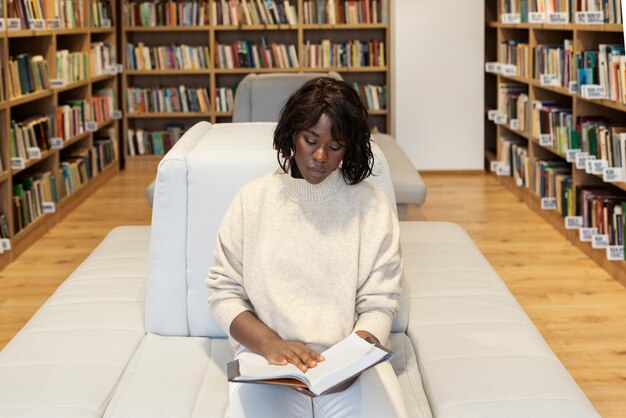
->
xmin=206 ymin=168 xmax=402 ymax=349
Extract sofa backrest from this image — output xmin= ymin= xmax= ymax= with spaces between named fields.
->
xmin=146 ymin=122 xmax=404 ymax=338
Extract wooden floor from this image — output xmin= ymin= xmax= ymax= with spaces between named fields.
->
xmin=1 ymin=170 xmax=625 ymax=416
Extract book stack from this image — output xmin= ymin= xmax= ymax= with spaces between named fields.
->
xmin=353 ymin=83 xmax=386 ymax=111
xmin=61 ymin=150 xmax=92 ymax=198
xmin=501 ymin=0 xmax=572 ymax=22
xmin=8 ymin=0 xmax=47 ymax=29
xmin=12 ymin=172 xmax=58 ymax=233
xmin=90 ymin=42 xmax=116 ymax=76
xmin=578 ymin=0 xmax=622 ymax=23
xmin=55 ymin=100 xmax=88 ymax=141
xmin=498 ymin=136 xmax=526 ymax=177
xmin=212 ymin=0 xmax=297 ymax=25
xmin=125 ymin=43 xmax=211 ymax=70
xmin=531 ymin=100 xmax=574 ymax=154
xmin=125 ymin=86 xmax=211 ymax=113
xmin=91 ymin=88 xmax=115 ymax=124
xmin=215 ymin=39 xmax=299 ymax=69
xmin=10 ymin=116 xmax=51 ymax=161
xmin=124 ymin=0 xmax=209 ymax=26
xmin=500 ymin=40 xmax=531 ymax=78
xmin=127 ymin=124 xmax=185 ymax=156
xmin=55 ymin=0 xmax=85 ymax=28
xmin=303 ymin=0 xmax=387 ymax=24
xmin=534 ymin=40 xmax=574 ymax=88
xmin=215 ymin=86 xmax=236 ymax=112
xmin=576 ymin=117 xmax=626 ymax=169
xmin=532 ymin=159 xmax=571 ymax=205
xmin=303 ymin=39 xmax=385 ymax=68
xmin=577 ymin=186 xmax=625 ymax=248
xmin=93 ymin=130 xmax=117 ymax=173
xmin=56 ymin=50 xmax=89 ymax=84
xmin=7 ymin=54 xmax=51 ymax=98
xmin=497 ymin=83 xmax=528 ymax=125
xmin=90 ymin=0 xmax=113 ymax=27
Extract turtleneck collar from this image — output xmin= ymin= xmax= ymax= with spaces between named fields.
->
xmin=279 ymin=168 xmax=347 ymax=203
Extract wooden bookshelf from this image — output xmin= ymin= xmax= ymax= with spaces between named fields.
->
xmin=121 ymin=0 xmax=391 ymax=171
xmin=0 ymin=0 xmax=121 ymax=267
xmin=484 ymin=0 xmax=626 ymax=284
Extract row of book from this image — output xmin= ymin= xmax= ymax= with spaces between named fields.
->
xmin=90 ymin=0 xmax=113 ymax=27
xmin=90 ymin=42 xmax=117 ymax=76
xmin=13 ymin=172 xmax=57 ymax=233
xmin=127 ymin=124 xmax=185 ymax=156
xmin=302 ymin=0 xmax=387 ymax=24
xmin=56 ymin=50 xmax=89 ymax=84
xmin=215 ymin=86 xmax=235 ymax=112
xmin=0 ymin=213 xmax=9 ymax=240
xmin=126 ymin=86 xmax=211 ymax=113
xmin=303 ymin=39 xmax=385 ymax=68
xmin=55 ymin=0 xmax=86 ymax=28
xmin=10 ymin=116 xmax=52 ymax=161
xmin=124 ymin=0 xmax=209 ymax=26
xmin=8 ymin=0 xmax=46 ymax=29
xmin=354 ymin=83 xmax=386 ymax=110
xmin=212 ymin=0 xmax=297 ymax=25
xmin=7 ymin=54 xmax=51 ymax=99
xmin=215 ymin=40 xmax=299 ymax=69
xmin=92 ymin=133 xmax=117 ymax=174
xmin=500 ymin=0 xmax=622 ymax=23
xmin=125 ymin=43 xmax=211 ymax=70
xmin=6 ymin=0 xmax=113 ymax=28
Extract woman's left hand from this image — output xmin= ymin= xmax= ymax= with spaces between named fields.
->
xmin=355 ymin=330 xmax=379 ymax=344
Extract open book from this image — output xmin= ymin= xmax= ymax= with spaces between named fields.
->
xmin=227 ymin=332 xmax=392 ymax=396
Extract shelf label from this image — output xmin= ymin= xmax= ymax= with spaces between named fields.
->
xmin=50 ymin=78 xmax=66 ymax=89
xmin=501 ymin=13 xmax=522 ymax=24
xmin=547 ymin=12 xmax=568 ymax=23
xmin=515 ymin=177 xmax=524 ymax=186
xmin=116 ymin=64 xmax=124 ymax=74
xmin=85 ymin=121 xmax=98 ymax=132
xmin=575 ymin=11 xmax=587 ymax=23
xmin=11 ymin=157 xmax=25 ymax=170
xmin=581 ymin=84 xmax=605 ymax=99
xmin=28 ymin=19 xmax=45 ymax=29
xmin=591 ymin=234 xmax=609 ymax=249
xmin=7 ymin=18 xmax=21 ymax=30
xmin=485 ymin=62 xmax=499 ymax=73
xmin=42 ymin=202 xmax=56 ymax=214
xmin=501 ymin=64 xmax=517 ymax=76
xmin=105 ymin=66 xmax=117 ymax=75
xmin=487 ymin=109 xmax=499 ymax=121
xmin=0 ymin=18 xmax=6 ymax=31
xmin=494 ymin=114 xmax=507 ymax=125
xmin=490 ymin=161 xmax=499 ymax=172
xmin=112 ymin=110 xmax=123 ymax=120
xmin=603 ymin=167 xmax=624 ymax=182
xmin=566 ymin=148 xmax=581 ymax=162
xmin=607 ymin=245 xmax=624 ymax=261
xmin=528 ymin=11 xmax=546 ymax=23
xmin=496 ymin=163 xmax=511 ymax=176
xmin=580 ymin=227 xmax=598 ymax=242
xmin=541 ymin=197 xmax=557 ymax=210
xmin=586 ymin=11 xmax=604 ymax=23
xmin=539 ymin=134 xmax=554 ymax=147
xmin=0 ymin=239 xmax=11 ymax=251
xmin=575 ymin=152 xmax=589 ymax=169
xmin=50 ymin=137 xmax=64 ymax=149
xmin=540 ymin=74 xmax=560 ymax=86
xmin=592 ymin=159 xmax=608 ymax=175
xmin=568 ymin=81 xmax=578 ymax=94
xmin=27 ymin=147 xmax=42 ymax=160
xmin=565 ymin=216 xmax=584 ymax=229
xmin=47 ymin=18 xmax=61 ymax=29
xmin=584 ymin=156 xmax=597 ymax=173
xmin=509 ymin=119 xmax=519 ymax=130
xmin=101 ymin=18 xmax=112 ymax=28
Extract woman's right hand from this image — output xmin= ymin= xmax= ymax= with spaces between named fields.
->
xmin=261 ymin=340 xmax=325 ymax=372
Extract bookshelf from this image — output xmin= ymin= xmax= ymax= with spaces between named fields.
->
xmin=121 ymin=0 xmax=391 ymax=171
xmin=484 ymin=0 xmax=626 ymax=284
xmin=0 ymin=0 xmax=120 ymax=269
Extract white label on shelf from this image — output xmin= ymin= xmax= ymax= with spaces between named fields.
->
xmin=7 ymin=18 xmax=21 ymax=30
xmin=0 ymin=18 xmax=6 ymax=31
xmin=494 ymin=114 xmax=507 ymax=125
xmin=586 ymin=11 xmax=604 ymax=23
xmin=566 ymin=149 xmax=581 ymax=162
xmin=540 ymin=74 xmax=561 ymax=86
xmin=50 ymin=78 xmax=66 ymax=88
xmin=565 ymin=216 xmax=584 ymax=229
xmin=541 ymin=197 xmax=557 ymax=210
xmin=515 ymin=177 xmax=524 ymax=186
xmin=485 ymin=62 xmax=499 ymax=73
xmin=585 ymin=157 xmax=597 ymax=173
xmin=509 ymin=119 xmax=519 ymax=130
xmin=42 ymin=202 xmax=56 ymax=214
xmin=116 ymin=64 xmax=124 ymax=74
xmin=28 ymin=19 xmax=45 ymax=29
xmin=50 ymin=137 xmax=64 ymax=149
xmin=591 ymin=234 xmax=610 ymax=249
xmin=548 ymin=12 xmax=568 ymax=23
xmin=490 ymin=161 xmax=499 ymax=172
xmin=488 ymin=109 xmax=498 ymax=121
xmin=112 ymin=110 xmax=123 ymax=120
xmin=46 ymin=18 xmax=61 ymax=29
xmin=575 ymin=11 xmax=587 ymax=23
xmin=105 ymin=67 xmax=117 ymax=75
xmin=581 ymin=84 xmax=605 ymax=99
xmin=575 ymin=152 xmax=589 ymax=169
xmin=569 ymin=80 xmax=578 ymax=94
xmin=496 ymin=163 xmax=511 ymax=176
xmin=11 ymin=157 xmax=25 ymax=170
xmin=528 ymin=11 xmax=546 ymax=22
xmin=0 ymin=239 xmax=11 ymax=251
xmin=607 ymin=245 xmax=624 ymax=261
xmin=539 ymin=134 xmax=554 ymax=146
xmin=580 ymin=227 xmax=598 ymax=242
xmin=592 ymin=159 xmax=608 ymax=174
xmin=501 ymin=13 xmax=522 ymax=24
xmin=101 ymin=18 xmax=112 ymax=28
xmin=27 ymin=147 xmax=42 ymax=159
xmin=0 ymin=244 xmax=4 ymax=254
xmin=85 ymin=121 xmax=98 ymax=132
xmin=501 ymin=64 xmax=517 ymax=76
xmin=603 ymin=167 xmax=624 ymax=182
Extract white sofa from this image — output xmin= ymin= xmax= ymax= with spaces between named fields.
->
xmin=0 ymin=122 xmax=599 ymax=417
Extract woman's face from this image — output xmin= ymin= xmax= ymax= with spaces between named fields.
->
xmin=293 ymin=114 xmax=345 ymax=185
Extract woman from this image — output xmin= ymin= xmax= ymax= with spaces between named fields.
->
xmin=206 ymin=77 xmax=407 ymax=417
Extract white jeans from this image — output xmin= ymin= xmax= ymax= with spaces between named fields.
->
xmin=228 ymin=360 xmax=408 ymax=418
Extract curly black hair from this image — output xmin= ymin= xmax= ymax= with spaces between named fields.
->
xmin=273 ymin=77 xmax=373 ymax=185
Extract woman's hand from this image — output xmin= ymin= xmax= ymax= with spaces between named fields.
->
xmin=261 ymin=340 xmax=325 ymax=372
xmin=355 ymin=330 xmax=379 ymax=344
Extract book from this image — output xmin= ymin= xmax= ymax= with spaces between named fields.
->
xmin=227 ymin=332 xmax=392 ymax=397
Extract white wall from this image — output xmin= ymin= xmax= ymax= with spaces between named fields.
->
xmin=393 ymin=0 xmax=484 ymax=170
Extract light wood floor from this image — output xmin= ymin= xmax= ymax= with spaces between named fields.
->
xmin=1 ymin=170 xmax=625 ymax=417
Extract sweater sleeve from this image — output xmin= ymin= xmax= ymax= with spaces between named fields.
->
xmin=206 ymin=192 xmax=253 ymax=335
xmin=353 ymin=200 xmax=402 ymax=344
